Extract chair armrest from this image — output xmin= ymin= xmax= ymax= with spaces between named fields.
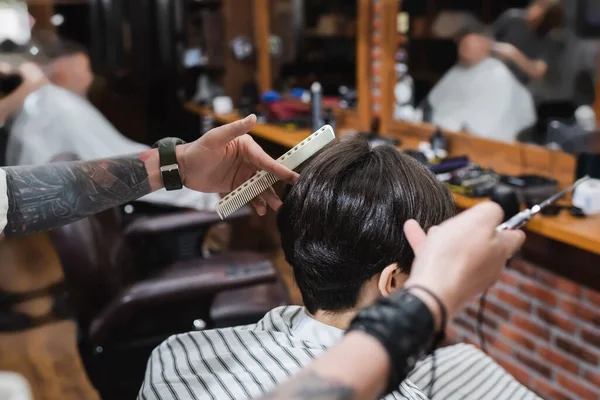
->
xmin=89 ymin=258 xmax=275 ymax=344
xmin=124 ymin=207 xmax=251 ymax=237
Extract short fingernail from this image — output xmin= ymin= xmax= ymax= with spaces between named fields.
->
xmin=242 ymin=115 xmax=254 ymax=125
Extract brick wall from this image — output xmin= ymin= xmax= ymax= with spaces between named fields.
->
xmin=447 ymin=258 xmax=600 ymax=400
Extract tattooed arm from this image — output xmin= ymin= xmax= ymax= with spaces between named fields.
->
xmin=2 ymin=150 xmax=163 ymax=238
xmin=0 ymin=115 xmax=297 ymax=238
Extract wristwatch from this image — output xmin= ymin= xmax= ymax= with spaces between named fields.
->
xmin=152 ymin=137 xmax=186 ymax=191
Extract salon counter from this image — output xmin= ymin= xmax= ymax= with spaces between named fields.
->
xmin=186 ymin=104 xmax=600 ymax=258
xmin=453 ymin=192 xmax=600 ymax=255
xmin=389 ymin=121 xmax=600 ymax=258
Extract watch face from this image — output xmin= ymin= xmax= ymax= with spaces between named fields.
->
xmin=395 ymin=80 xmax=412 ymax=104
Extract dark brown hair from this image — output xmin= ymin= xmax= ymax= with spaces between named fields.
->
xmin=0 ymin=36 xmax=87 ymax=67
xmin=277 ymin=135 xmax=456 ymax=313
xmin=39 ymin=37 xmax=88 ymax=61
xmin=533 ymin=0 xmax=565 ymax=36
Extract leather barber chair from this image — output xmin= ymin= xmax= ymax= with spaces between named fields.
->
xmin=49 ymin=182 xmax=288 ymax=398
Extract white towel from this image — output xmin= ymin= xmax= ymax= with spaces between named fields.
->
xmin=428 ymin=58 xmax=537 ymax=143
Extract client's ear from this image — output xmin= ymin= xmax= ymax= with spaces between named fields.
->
xmin=377 ymin=264 xmax=408 ymax=297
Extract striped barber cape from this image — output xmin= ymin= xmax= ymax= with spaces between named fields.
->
xmin=138 ymin=306 xmax=540 ymax=400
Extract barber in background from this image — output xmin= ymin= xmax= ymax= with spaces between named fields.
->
xmin=460 ymin=0 xmax=564 ymax=83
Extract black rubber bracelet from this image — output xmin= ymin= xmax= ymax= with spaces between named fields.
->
xmin=347 ymin=290 xmax=436 ymax=395
xmin=405 ymin=285 xmax=448 ymax=349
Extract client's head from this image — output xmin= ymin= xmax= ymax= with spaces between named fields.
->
xmin=42 ymin=38 xmax=93 ymax=97
xmin=277 ymin=136 xmax=455 ymax=320
xmin=526 ymin=0 xmax=564 ymax=36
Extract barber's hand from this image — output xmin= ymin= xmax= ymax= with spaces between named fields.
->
xmin=0 ymin=62 xmax=48 ymax=124
xmin=17 ymin=62 xmax=47 ymax=87
xmin=492 ymin=42 xmax=518 ymax=62
xmin=179 ymin=115 xmax=299 ymax=215
xmin=0 ymin=62 xmax=11 ymax=74
xmin=403 ymin=202 xmax=525 ymax=319
xmin=0 ymin=62 xmax=46 ymax=87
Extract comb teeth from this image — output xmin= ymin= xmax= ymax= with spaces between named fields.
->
xmin=216 ymin=124 xmax=336 ymax=219
xmin=216 ymin=172 xmax=279 ymax=219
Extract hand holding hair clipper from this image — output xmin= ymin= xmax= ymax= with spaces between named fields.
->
xmin=496 ymin=176 xmax=591 ymax=232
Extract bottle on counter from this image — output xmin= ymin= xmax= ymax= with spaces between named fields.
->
xmin=323 ymin=108 xmax=337 ymax=132
xmin=311 ymin=82 xmax=325 ymax=131
xmin=393 ymin=12 xmax=415 ymax=121
xmin=430 ymin=127 xmax=448 ymax=160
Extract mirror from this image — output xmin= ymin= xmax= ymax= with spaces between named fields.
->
xmin=391 ymin=0 xmax=599 ymax=150
xmin=268 ymin=0 xmax=363 ymax=129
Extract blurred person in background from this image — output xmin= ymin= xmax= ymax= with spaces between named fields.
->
xmin=38 ymin=37 xmax=93 ymax=98
xmin=426 ymin=0 xmax=564 ymax=143
xmin=459 ymin=0 xmax=564 ymax=83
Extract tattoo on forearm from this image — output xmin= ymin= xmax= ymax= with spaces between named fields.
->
xmin=260 ymin=371 xmax=354 ymax=400
xmin=3 ymin=155 xmax=150 ymax=237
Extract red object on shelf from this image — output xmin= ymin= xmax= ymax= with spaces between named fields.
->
xmin=265 ymin=100 xmax=309 ymax=121
xmin=265 ymin=97 xmax=340 ymax=121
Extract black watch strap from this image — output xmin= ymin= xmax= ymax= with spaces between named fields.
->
xmin=152 ymin=137 xmax=186 ymax=191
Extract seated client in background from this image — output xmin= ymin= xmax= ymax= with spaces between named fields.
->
xmin=139 ymin=136 xmax=539 ymax=400
xmin=36 ymin=37 xmax=94 ymax=98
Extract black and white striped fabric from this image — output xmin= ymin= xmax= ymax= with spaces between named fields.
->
xmin=138 ymin=306 xmax=540 ymax=400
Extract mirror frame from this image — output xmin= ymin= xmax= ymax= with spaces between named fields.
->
xmin=378 ymin=0 xmax=399 ymax=134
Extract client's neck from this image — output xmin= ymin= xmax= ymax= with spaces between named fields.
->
xmin=311 ymin=308 xmax=358 ymax=331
